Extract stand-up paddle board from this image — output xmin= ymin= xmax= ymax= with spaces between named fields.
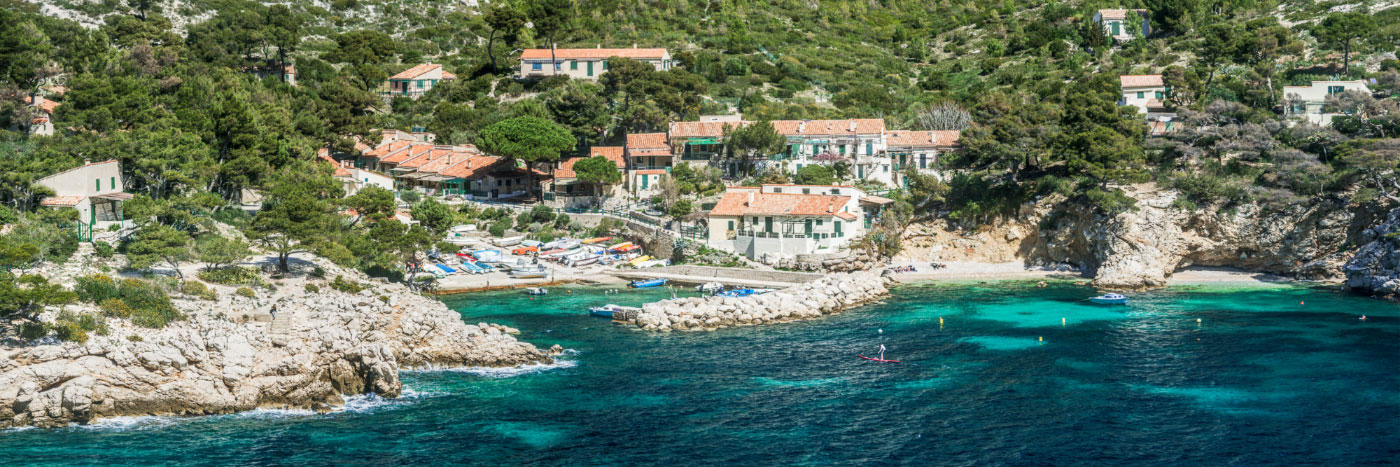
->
xmin=859 ymin=354 xmax=900 ymax=363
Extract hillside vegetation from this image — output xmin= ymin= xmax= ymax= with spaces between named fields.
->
xmin=1 ymin=0 xmax=1399 ymax=337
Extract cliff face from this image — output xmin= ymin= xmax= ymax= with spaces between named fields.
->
xmin=1344 ymin=208 xmax=1400 ymax=295
xmin=0 ymin=268 xmax=548 ymax=429
xmin=1035 ymin=191 xmax=1361 ymax=289
xmin=901 ymin=189 xmax=1371 ymax=289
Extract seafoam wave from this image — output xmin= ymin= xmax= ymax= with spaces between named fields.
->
xmin=76 ymin=415 xmax=183 ymax=431
xmin=63 ymin=385 xmax=445 ymax=431
xmin=404 ymin=358 xmax=579 ymax=378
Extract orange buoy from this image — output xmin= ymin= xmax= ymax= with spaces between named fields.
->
xmin=1300 ymin=301 xmax=1304 ymax=305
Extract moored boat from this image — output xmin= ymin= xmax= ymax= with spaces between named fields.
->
xmin=494 ymin=235 xmax=525 ymax=247
xmin=697 ymin=282 xmax=724 ymax=293
xmin=628 ymin=278 xmax=667 ymax=288
xmin=509 ymin=265 xmax=549 ymax=279
xmin=524 ymin=287 xmax=547 ymax=295
xmin=588 ymin=304 xmax=629 ymax=318
xmin=1088 ymin=293 xmax=1129 ymax=305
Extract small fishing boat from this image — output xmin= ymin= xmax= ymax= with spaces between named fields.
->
xmin=554 ymin=239 xmax=581 ymax=250
xmin=471 ymin=249 xmax=502 ymax=263
xmin=1089 ymin=293 xmax=1129 ymax=305
xmin=697 ymin=282 xmax=724 ymax=293
xmin=538 ymin=248 xmax=568 ymax=257
xmin=512 ymin=246 xmax=539 ymax=255
xmin=588 ymin=304 xmax=629 ymax=318
xmin=521 ymin=240 xmax=542 ymax=248
xmin=509 ymin=266 xmax=548 ymax=279
xmin=582 ymin=236 xmax=612 ymax=244
xmin=858 ymin=355 xmax=901 ymax=363
xmin=524 ymin=287 xmax=547 ymax=296
xmin=568 ymin=256 xmax=599 ymax=267
xmin=628 ymin=278 xmax=667 ymax=288
xmin=752 ymin=288 xmax=776 ymax=295
xmin=494 ymin=235 xmax=525 ymax=247
xmin=450 ymin=224 xmax=477 ymax=233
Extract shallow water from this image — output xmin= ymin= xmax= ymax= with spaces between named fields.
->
xmin=2 ymin=281 xmax=1398 ymax=465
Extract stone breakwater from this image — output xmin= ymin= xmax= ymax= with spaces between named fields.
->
xmin=630 ymin=273 xmax=891 ymax=332
xmin=0 ymin=271 xmax=550 ymax=429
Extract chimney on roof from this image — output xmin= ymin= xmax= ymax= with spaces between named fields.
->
xmin=30 ymin=92 xmax=42 ymax=108
xmin=596 ymin=45 xmax=601 ymax=49
xmin=747 ymin=191 xmax=754 ymax=206
xmin=849 ymin=120 xmax=856 ymax=132
xmin=828 ymin=203 xmax=833 ymax=213
xmin=797 ymin=121 xmax=806 ymax=133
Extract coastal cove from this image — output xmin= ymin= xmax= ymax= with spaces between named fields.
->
xmin=1 ymin=281 xmax=1397 ymax=465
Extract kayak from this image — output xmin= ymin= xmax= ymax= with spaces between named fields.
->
xmin=858 ymin=355 xmax=900 ymax=363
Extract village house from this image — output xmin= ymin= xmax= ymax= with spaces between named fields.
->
xmin=1094 ymin=9 xmax=1151 ymax=42
xmin=517 ymin=47 xmax=673 ymax=80
xmin=1119 ymin=74 xmax=1177 ymax=134
xmin=625 ymin=133 xmax=673 ymax=196
xmin=380 ymin=63 xmax=456 ymax=98
xmin=550 ymin=146 xmax=627 ymax=204
xmin=668 ymin=120 xmax=740 ymax=169
xmin=769 ymin=119 xmax=889 ymax=184
xmin=1282 ymin=80 xmax=1373 ymax=127
xmin=24 ymin=93 xmax=60 ymax=137
xmin=706 ymin=184 xmax=886 ymax=262
xmin=883 ymin=130 xmax=961 ymax=183
xmin=37 ymin=160 xmax=133 ymax=233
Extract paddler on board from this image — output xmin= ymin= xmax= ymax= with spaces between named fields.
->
xmin=878 ymin=344 xmax=887 ymax=360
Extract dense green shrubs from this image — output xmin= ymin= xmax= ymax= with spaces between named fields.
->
xmin=180 ymin=280 xmax=217 ymax=300
xmin=197 ymin=266 xmax=268 ymax=288
xmin=75 ymin=274 xmax=183 ymax=328
xmin=236 ymin=287 xmax=255 ymax=297
xmin=330 ymin=276 xmax=364 ymax=294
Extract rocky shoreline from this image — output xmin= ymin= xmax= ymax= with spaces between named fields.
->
xmin=1345 ymin=208 xmax=1400 ymax=296
xmin=629 ymin=272 xmax=890 ymax=332
xmin=0 ymin=261 xmax=552 ymax=429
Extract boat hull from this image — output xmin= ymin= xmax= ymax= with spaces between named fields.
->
xmin=629 ymin=279 xmax=667 ymax=288
xmin=1089 ymin=298 xmax=1129 ymax=305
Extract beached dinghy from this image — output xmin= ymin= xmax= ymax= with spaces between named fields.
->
xmin=524 ymin=287 xmax=547 ymax=295
xmin=494 ymin=236 xmax=525 ymax=247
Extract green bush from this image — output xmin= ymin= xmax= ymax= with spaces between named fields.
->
xmin=305 ymin=283 xmax=320 ymax=293
xmin=127 ymin=335 xmax=143 ymax=342
xmin=180 ymin=280 xmax=217 ymax=300
xmin=330 ymin=275 xmax=364 ymax=294
xmin=94 ymin=242 xmax=116 ymax=258
xmin=52 ymin=310 xmax=109 ymax=343
xmin=117 ymin=279 xmax=183 ymax=328
xmin=197 ymin=266 xmax=268 ymax=288
xmin=75 ymin=274 xmax=120 ymax=303
xmin=236 ymin=287 xmax=255 ymax=297
xmin=489 ymin=219 xmax=511 ymax=237
xmin=311 ymin=267 xmax=326 ymax=278
xmin=19 ymin=322 xmax=47 ymax=340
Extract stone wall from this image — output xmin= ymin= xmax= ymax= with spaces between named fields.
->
xmin=636 ymin=265 xmax=824 ymax=284
xmin=773 ymin=249 xmax=883 ymax=273
xmin=629 ymin=272 xmax=890 ymax=331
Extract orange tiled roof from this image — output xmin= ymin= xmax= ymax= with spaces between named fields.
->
xmin=669 ymin=120 xmax=749 ymax=138
xmin=380 ymin=144 xmax=433 ymax=164
xmin=771 ymin=119 xmax=885 ymax=136
xmin=1120 ymin=75 xmax=1163 ymax=87
xmin=439 ymin=155 xmax=507 ymax=179
xmin=40 ymin=195 xmax=84 ymax=207
xmin=520 ymin=48 xmax=668 ymax=60
xmin=625 ymin=133 xmax=670 ymax=157
xmin=316 ymin=153 xmax=352 ymax=177
xmin=24 ymin=95 xmax=60 ymax=114
xmin=389 ymin=63 xmax=456 ymax=80
xmin=365 ymin=141 xmax=415 ymax=159
xmin=885 ymin=130 xmax=961 ymax=148
xmin=1098 ymin=9 xmax=1146 ymax=20
xmin=710 ymin=191 xmax=856 ymax=219
xmin=588 ymin=146 xmax=627 ymax=168
xmin=414 ymin=147 xmax=482 ymax=173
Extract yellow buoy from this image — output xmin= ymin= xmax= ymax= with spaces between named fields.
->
xmin=1061 ymin=317 xmax=1066 ymax=326
xmin=1038 ymin=336 xmax=1043 ymax=342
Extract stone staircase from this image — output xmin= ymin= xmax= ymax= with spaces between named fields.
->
xmin=268 ymin=308 xmax=294 ymax=347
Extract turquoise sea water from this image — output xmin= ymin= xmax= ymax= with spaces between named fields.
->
xmin=2 ymin=281 xmax=1399 ymax=465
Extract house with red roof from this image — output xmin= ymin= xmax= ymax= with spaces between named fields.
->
xmin=550 ymin=146 xmax=627 ymax=202
xmin=884 ymin=130 xmax=961 ymax=182
xmin=1094 ymin=9 xmax=1151 ymax=42
xmin=380 ymin=63 xmax=456 ymax=98
xmin=1119 ymin=75 xmax=1177 ymax=134
xmin=706 ymin=184 xmax=883 ymax=261
xmin=517 ymin=47 xmax=673 ymax=80
xmin=37 ymin=160 xmax=133 ymax=234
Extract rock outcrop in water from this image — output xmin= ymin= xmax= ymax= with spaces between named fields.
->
xmin=631 ymin=273 xmax=890 ymax=331
xmin=1344 ymin=208 xmax=1400 ymax=295
xmin=0 ymin=260 xmax=549 ymax=429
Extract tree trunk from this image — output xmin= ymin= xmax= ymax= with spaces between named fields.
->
xmin=487 ymin=30 xmax=499 ymax=74
xmin=279 ymin=251 xmax=290 ymax=273
xmin=550 ymin=39 xmax=558 ymax=76
xmin=1343 ymin=40 xmax=1351 ymax=74
xmin=278 ymin=48 xmax=288 ymax=84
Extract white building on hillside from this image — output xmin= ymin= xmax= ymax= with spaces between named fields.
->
xmin=884 ymin=130 xmax=961 ymax=184
xmin=1282 ymin=80 xmax=1373 ymax=126
xmin=706 ymin=184 xmax=892 ymax=262
xmin=517 ymin=47 xmax=673 ymax=80
xmin=37 ymin=160 xmax=132 ymax=228
xmin=1094 ymin=9 xmax=1151 ymax=42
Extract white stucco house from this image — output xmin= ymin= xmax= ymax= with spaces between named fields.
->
xmin=1282 ymin=80 xmax=1373 ymax=127
xmin=517 ymin=47 xmax=673 ymax=81
xmin=380 ymin=63 xmax=456 ymax=98
xmin=706 ymin=184 xmax=891 ymax=262
xmin=37 ymin=160 xmax=132 ymax=229
xmin=1094 ymin=9 xmax=1151 ymax=42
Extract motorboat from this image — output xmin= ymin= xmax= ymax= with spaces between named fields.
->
xmin=628 ymin=278 xmax=667 ymax=288
xmin=1089 ymin=293 xmax=1129 ymax=305
xmin=521 ymin=239 xmax=542 ymax=248
xmin=717 ymin=288 xmax=772 ymax=297
xmin=524 ymin=287 xmax=547 ymax=296
xmin=589 ymin=304 xmax=630 ymax=318
xmin=554 ymin=239 xmax=581 ymax=250
xmin=494 ymin=236 xmax=525 ymax=247
xmin=512 ymin=246 xmax=539 ymax=255
xmin=509 ymin=265 xmax=549 ymax=279
xmin=697 ymin=282 xmax=724 ymax=293
xmin=567 ymin=255 xmax=599 ymax=267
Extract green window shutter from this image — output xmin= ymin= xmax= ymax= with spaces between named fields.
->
xmin=1137 ymin=91 xmax=1144 ymax=99
xmin=1111 ymin=22 xmax=1120 ymax=35
xmin=839 ymin=145 xmax=846 ymax=155
xmin=603 ymin=60 xmax=608 ymax=70
xmin=570 ymin=61 xmax=578 ymax=70
xmin=1155 ymin=91 xmax=1162 ymax=99
xmin=587 ymin=61 xmax=594 ymax=76
xmin=865 ymin=141 xmax=872 ymax=155
xmin=727 ymin=220 xmax=734 ymax=230
xmin=95 ymin=179 xmax=100 ymax=191
xmin=110 ymin=177 xmax=115 ymax=190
